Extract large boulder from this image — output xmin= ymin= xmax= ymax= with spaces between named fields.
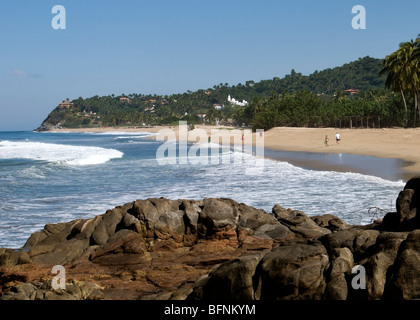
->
xmin=381 ymin=176 xmax=420 ymax=231
xmin=128 ymin=198 xmax=183 ymax=240
xmin=188 ymin=253 xmax=265 ymax=300
xmin=29 ymin=239 xmax=90 ymax=266
xmin=324 ymin=247 xmax=354 ymax=300
xmin=272 ymin=205 xmax=331 ymax=239
xmin=311 ymin=214 xmax=351 ymax=232
xmin=319 ymin=228 xmax=380 ymax=261
xmin=199 ymin=198 xmax=240 ymax=237
xmin=89 ymin=229 xmax=149 ymax=266
xmin=363 ymin=232 xmax=407 ymax=299
xmin=383 ymin=230 xmax=420 ymax=299
xmin=253 ymin=240 xmax=329 ymax=300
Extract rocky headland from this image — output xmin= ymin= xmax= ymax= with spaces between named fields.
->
xmin=2 ymin=177 xmax=420 ymax=300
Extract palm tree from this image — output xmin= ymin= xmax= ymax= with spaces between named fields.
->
xmin=381 ymin=48 xmax=410 ymax=127
xmin=415 ymin=34 xmax=420 ymax=114
xmin=402 ymin=40 xmax=420 ymax=126
xmin=381 ymin=39 xmax=420 ymax=127
xmin=333 ymin=90 xmax=347 ymax=103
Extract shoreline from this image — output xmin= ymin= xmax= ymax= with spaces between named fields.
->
xmin=263 ymin=148 xmax=412 ymax=182
xmin=259 ymin=127 xmax=420 ymax=182
xmin=46 ymin=125 xmax=420 ymax=182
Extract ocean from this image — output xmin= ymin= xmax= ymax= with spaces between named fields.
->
xmin=0 ymin=130 xmax=405 ymax=249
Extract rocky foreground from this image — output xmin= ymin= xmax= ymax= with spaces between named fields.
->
xmin=2 ymin=177 xmax=420 ymax=300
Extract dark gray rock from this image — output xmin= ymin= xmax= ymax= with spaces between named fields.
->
xmin=238 ymin=203 xmax=278 ymax=229
xmin=29 ymin=239 xmax=90 ymax=266
xmin=311 ymin=214 xmax=351 ymax=232
xmin=363 ymin=232 xmax=408 ymax=299
xmin=383 ymin=230 xmax=420 ymax=299
xmin=272 ymin=205 xmax=331 ymax=239
xmin=188 ymin=253 xmax=265 ymax=300
xmin=324 ymin=247 xmax=353 ymax=300
xmin=319 ymin=228 xmax=380 ymax=261
xmin=90 ymin=229 xmax=148 ymax=266
xmin=254 ymin=240 xmax=329 ymax=300
xmin=381 ymin=176 xmax=420 ymax=231
xmin=199 ymin=198 xmax=240 ymax=235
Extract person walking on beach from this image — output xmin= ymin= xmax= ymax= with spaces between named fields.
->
xmin=324 ymin=135 xmax=329 ymax=147
xmin=335 ymin=132 xmax=341 ymax=144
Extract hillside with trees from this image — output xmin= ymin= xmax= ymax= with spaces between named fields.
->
xmin=36 ymin=51 xmax=418 ymax=131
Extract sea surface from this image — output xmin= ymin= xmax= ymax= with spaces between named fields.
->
xmin=0 ymin=131 xmax=405 ymax=248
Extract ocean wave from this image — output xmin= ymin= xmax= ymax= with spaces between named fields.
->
xmin=0 ymin=140 xmax=123 ymax=166
xmin=18 ymin=166 xmax=47 ymax=179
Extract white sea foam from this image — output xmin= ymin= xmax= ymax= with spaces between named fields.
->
xmin=0 ymin=140 xmax=123 ymax=165
xmin=113 ymin=136 xmax=154 ymax=140
xmin=94 ymin=131 xmax=155 ymax=136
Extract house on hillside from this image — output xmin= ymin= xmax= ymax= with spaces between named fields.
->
xmin=59 ymin=99 xmax=74 ymax=109
xmin=227 ymin=95 xmax=248 ymax=106
xmin=344 ymin=89 xmax=359 ymax=95
xmin=119 ymin=97 xmax=131 ymax=103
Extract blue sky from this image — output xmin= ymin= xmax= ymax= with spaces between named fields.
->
xmin=1 ymin=0 xmax=419 ymax=131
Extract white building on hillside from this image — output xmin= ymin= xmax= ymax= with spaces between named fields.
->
xmin=228 ymin=95 xmax=248 ymax=107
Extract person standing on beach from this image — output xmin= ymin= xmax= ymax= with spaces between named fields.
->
xmin=324 ymin=135 xmax=329 ymax=147
xmin=336 ymin=132 xmax=341 ymax=144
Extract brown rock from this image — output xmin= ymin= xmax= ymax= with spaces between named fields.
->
xmin=241 ymin=236 xmax=273 ymax=251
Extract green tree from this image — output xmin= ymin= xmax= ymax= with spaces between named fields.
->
xmin=382 ymin=38 xmax=420 ymax=127
xmin=381 ymin=47 xmax=410 ymax=127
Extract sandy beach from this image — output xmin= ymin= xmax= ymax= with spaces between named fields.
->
xmin=49 ymin=126 xmax=420 ymax=181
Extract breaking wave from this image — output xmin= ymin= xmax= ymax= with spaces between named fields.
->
xmin=0 ymin=140 xmax=123 ymax=165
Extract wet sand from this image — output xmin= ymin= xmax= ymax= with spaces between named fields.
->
xmin=263 ymin=148 xmax=412 ymax=182
xmin=259 ymin=127 xmax=419 ymax=182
